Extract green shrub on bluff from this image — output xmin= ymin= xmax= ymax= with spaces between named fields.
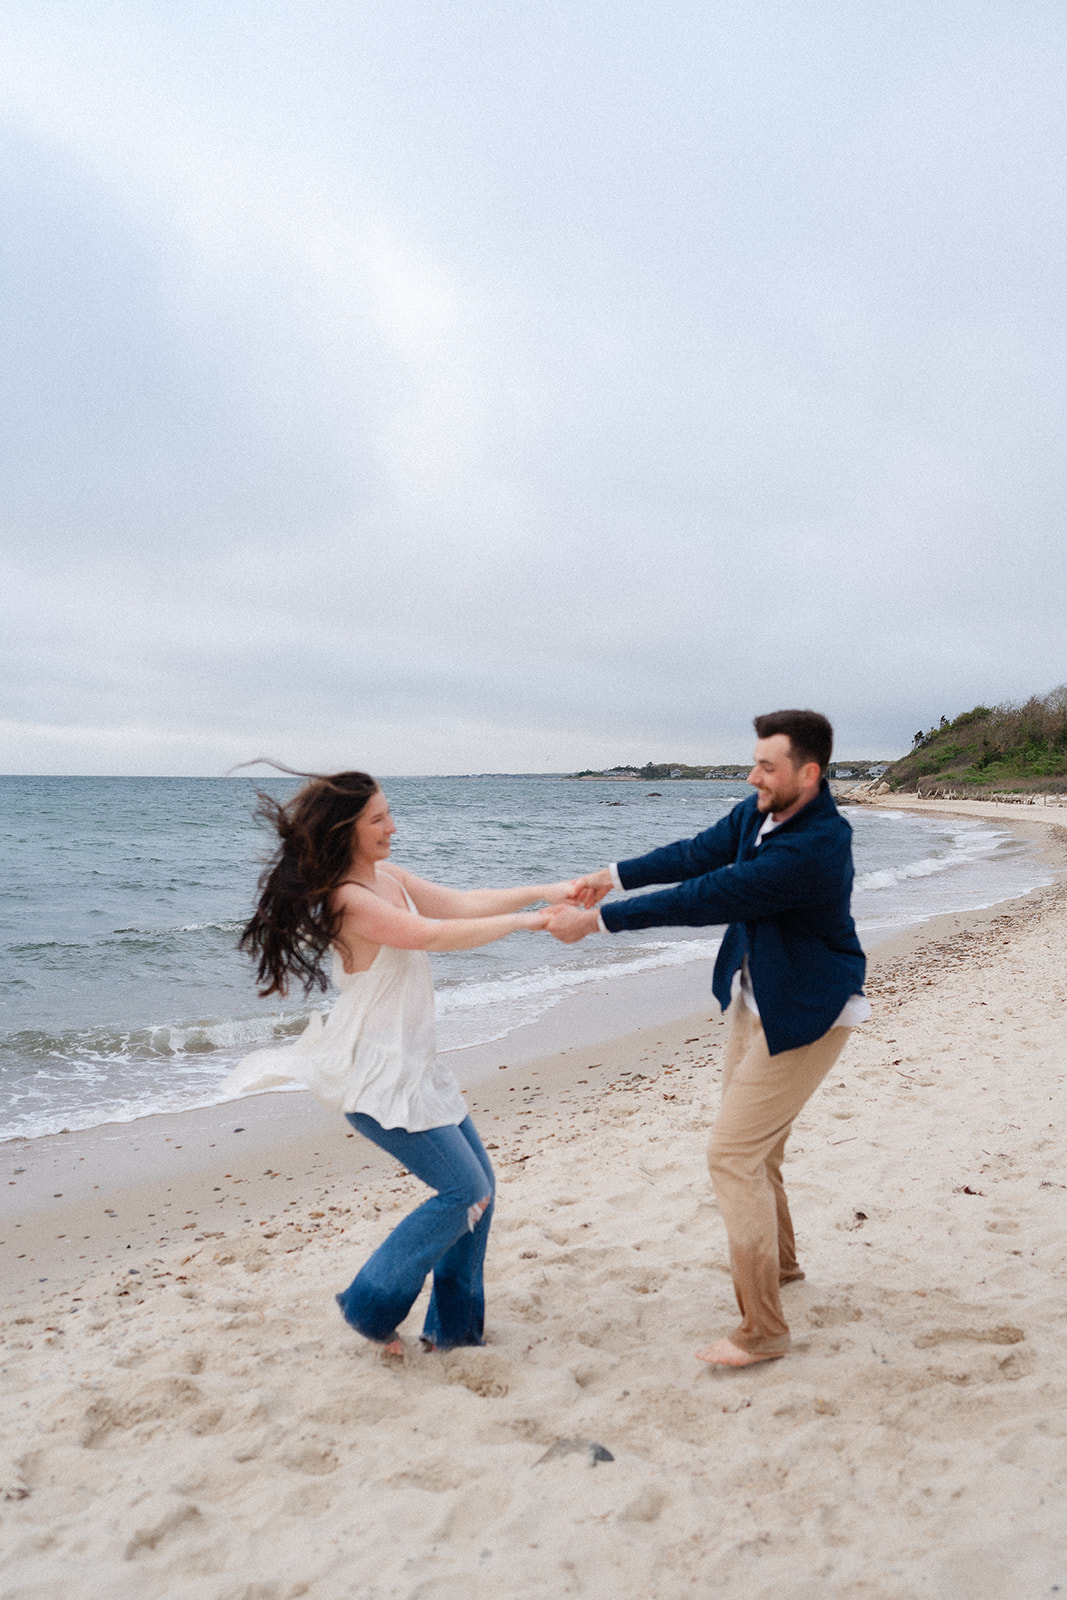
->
xmin=888 ymin=687 xmax=1067 ymax=792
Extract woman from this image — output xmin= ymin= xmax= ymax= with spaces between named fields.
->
xmin=225 ymin=770 xmax=573 ymax=1356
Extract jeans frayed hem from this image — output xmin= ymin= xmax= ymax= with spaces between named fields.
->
xmin=335 ymin=1291 xmax=400 ymax=1346
xmin=419 ymin=1332 xmax=487 ymax=1353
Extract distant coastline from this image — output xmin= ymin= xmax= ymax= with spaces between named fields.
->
xmin=567 ymin=760 xmax=893 ymax=782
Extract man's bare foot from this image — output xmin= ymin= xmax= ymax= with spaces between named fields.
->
xmin=380 ymin=1337 xmax=404 ymax=1359
xmin=694 ymin=1337 xmax=783 ymax=1367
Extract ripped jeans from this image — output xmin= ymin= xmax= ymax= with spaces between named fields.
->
xmin=335 ymin=1114 xmax=495 ymax=1349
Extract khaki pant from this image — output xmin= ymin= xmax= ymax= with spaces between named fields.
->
xmin=707 ymin=999 xmax=851 ymax=1356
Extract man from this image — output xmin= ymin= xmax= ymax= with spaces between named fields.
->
xmin=546 ymin=710 xmax=868 ymax=1367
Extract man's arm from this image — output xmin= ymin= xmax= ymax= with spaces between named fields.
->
xmin=547 ymin=837 xmax=816 ymax=943
xmin=601 ymin=829 xmax=845 ymax=932
xmin=568 ymin=806 xmax=747 ymax=909
xmin=548 ymin=830 xmax=839 ymax=944
xmin=615 ymin=809 xmax=744 ymax=891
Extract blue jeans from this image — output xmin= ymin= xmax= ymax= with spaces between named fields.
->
xmin=336 ymin=1114 xmax=495 ymax=1349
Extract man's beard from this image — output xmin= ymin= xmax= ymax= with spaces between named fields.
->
xmin=766 ymin=781 xmax=802 ymax=813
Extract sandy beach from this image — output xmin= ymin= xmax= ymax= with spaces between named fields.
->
xmin=2 ymin=799 xmax=1066 ymax=1599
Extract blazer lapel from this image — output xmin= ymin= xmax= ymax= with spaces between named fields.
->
xmin=737 ymin=803 xmax=763 ymax=862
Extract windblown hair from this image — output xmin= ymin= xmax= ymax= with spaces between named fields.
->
xmin=752 ymin=710 xmax=834 ymax=774
xmin=239 ymin=769 xmax=380 ymax=997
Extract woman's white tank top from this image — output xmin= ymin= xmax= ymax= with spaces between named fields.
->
xmin=222 ymin=881 xmax=467 ymax=1132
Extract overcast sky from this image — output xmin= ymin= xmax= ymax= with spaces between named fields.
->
xmin=2 ymin=2 xmax=1064 ymax=774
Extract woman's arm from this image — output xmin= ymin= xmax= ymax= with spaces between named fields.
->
xmin=334 ymin=882 xmax=548 ymax=953
xmin=384 ymin=864 xmax=577 ymax=919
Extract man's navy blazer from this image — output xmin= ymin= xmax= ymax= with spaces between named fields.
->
xmin=600 ymin=782 xmax=866 ymax=1056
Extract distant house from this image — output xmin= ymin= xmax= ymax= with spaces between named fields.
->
xmin=867 ymin=764 xmax=888 ymax=778
xmin=834 ymin=768 xmax=854 ymax=778
xmin=669 ymin=768 xmax=683 ymax=779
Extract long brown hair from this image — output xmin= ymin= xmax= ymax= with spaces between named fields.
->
xmin=239 ymin=769 xmax=380 ymax=996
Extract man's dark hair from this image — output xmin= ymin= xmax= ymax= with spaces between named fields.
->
xmin=753 ymin=710 xmax=834 ymax=773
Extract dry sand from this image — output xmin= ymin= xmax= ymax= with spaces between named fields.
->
xmin=2 ymin=802 xmax=1066 ymax=1600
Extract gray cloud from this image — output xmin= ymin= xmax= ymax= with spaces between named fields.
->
xmin=2 ymin=2 xmax=1065 ymax=772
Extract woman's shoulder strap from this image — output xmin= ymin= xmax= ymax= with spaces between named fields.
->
xmin=377 ymin=868 xmax=417 ymax=911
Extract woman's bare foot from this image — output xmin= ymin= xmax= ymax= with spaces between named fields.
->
xmin=380 ymin=1337 xmax=404 ymax=1359
xmin=694 ymin=1337 xmax=783 ymax=1367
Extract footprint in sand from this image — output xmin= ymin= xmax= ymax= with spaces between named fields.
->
xmin=441 ymin=1349 xmax=511 ymax=1398
xmin=282 ymin=1442 xmax=341 ymax=1476
xmin=911 ymin=1323 xmax=1025 ymax=1349
xmin=807 ymin=1303 xmax=864 ymax=1328
xmin=78 ymin=1377 xmax=204 ymax=1447
xmin=388 ymin=1456 xmax=468 ymax=1492
xmin=625 ymin=1267 xmax=668 ymax=1296
xmin=570 ymin=1360 xmax=608 ymax=1389
xmin=616 ymin=1485 xmax=665 ymax=1523
xmin=283 ymin=1480 xmax=337 ymax=1516
xmin=124 ymin=1497 xmax=202 ymax=1560
xmin=927 ymin=1346 xmax=1035 ymax=1385
xmin=605 ymin=1189 xmax=653 ymax=1211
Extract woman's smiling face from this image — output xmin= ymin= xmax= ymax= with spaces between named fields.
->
xmin=351 ymin=789 xmax=397 ymax=866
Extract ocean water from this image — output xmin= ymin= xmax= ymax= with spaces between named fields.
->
xmin=0 ymin=776 xmax=1052 ymax=1142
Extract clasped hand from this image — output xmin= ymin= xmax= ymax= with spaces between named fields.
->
xmin=538 ymin=868 xmax=613 ymax=943
xmin=565 ymin=868 xmax=613 ymax=909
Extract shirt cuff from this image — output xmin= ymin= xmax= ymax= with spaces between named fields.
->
xmin=596 ymin=910 xmax=609 ymax=933
xmin=608 ymin=862 xmax=623 ymax=892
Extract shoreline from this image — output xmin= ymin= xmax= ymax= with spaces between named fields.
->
xmin=4 ymin=799 xmax=1066 ymax=1304
xmin=1 ymin=795 xmax=1058 ymax=1151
